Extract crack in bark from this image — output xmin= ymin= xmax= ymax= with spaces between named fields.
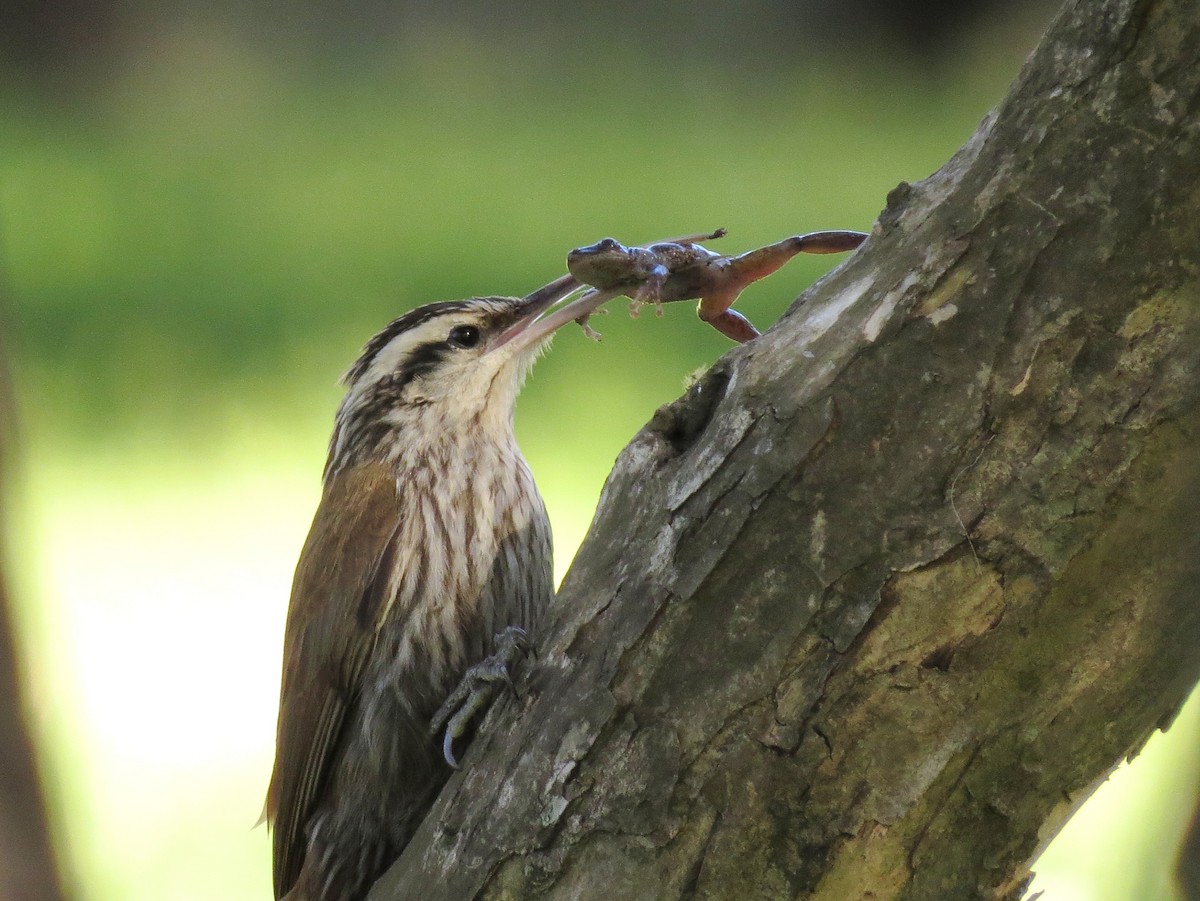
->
xmin=812 ymin=724 xmax=834 ymax=760
xmin=905 ymin=741 xmax=984 ymax=874
xmin=677 ymin=806 xmax=720 ymax=900
xmin=948 ymin=431 xmax=999 ymax=567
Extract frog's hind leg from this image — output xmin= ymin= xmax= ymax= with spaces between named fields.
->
xmin=725 ymin=230 xmax=867 ymax=286
xmin=696 ymin=230 xmax=867 ymax=342
xmin=693 ymin=242 xmax=802 ymax=334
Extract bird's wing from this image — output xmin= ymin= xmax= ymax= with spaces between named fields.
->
xmin=265 ymin=461 xmax=403 ymax=899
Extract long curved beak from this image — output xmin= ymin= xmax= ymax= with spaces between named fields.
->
xmin=495 ymin=274 xmax=621 ymax=354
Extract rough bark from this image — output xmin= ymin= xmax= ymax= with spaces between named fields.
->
xmin=372 ymin=0 xmax=1200 ymax=897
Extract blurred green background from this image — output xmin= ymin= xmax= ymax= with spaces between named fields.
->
xmin=2 ymin=2 xmax=1197 ymax=899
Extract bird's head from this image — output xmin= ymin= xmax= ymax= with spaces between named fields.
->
xmin=328 ymin=275 xmax=603 ymax=475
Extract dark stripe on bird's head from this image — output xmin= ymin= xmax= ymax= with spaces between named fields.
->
xmin=345 ymin=300 xmax=477 ymax=386
xmin=344 ymin=296 xmax=534 ymax=388
xmin=393 ymin=340 xmax=449 ymax=393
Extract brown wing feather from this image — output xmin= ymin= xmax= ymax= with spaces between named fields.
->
xmin=265 ymin=461 xmax=403 ymax=899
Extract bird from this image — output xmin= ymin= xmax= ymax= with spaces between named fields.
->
xmin=264 ymin=274 xmax=605 ymax=901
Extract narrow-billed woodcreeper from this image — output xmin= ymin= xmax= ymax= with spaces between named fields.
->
xmin=265 ymin=275 xmax=601 ymax=900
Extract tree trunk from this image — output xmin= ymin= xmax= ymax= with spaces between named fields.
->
xmin=0 ymin=327 xmax=66 ymax=900
xmin=372 ymin=0 xmax=1200 ymax=897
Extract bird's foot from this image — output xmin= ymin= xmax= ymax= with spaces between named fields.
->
xmin=430 ymin=626 xmax=530 ymax=769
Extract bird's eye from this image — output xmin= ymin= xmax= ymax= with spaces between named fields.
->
xmin=448 ymin=325 xmax=481 ymax=349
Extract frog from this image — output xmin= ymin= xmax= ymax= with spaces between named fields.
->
xmin=566 ymin=228 xmax=867 ymax=342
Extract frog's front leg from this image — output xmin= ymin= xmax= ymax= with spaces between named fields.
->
xmin=629 ymin=263 xmax=671 ymax=318
xmin=572 ymin=286 xmax=624 ymax=341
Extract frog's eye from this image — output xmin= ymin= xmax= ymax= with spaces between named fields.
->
xmin=595 ymin=238 xmax=621 ymax=252
xmin=448 ymin=324 xmax=482 ymax=348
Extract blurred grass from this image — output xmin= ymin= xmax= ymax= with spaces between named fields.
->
xmin=2 ymin=12 xmax=1196 ymax=901
xmin=1 ymin=24 xmax=1004 ymax=440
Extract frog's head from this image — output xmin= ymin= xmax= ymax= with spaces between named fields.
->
xmin=566 ymin=238 xmax=649 ymax=289
xmin=567 ymin=237 xmax=627 ymax=263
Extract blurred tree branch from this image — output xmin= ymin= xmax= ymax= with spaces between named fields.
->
xmin=371 ymin=0 xmax=1200 ymax=897
xmin=0 ymin=327 xmax=65 ymax=897
xmin=1180 ymin=799 xmax=1200 ymax=898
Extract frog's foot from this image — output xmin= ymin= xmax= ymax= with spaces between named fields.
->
xmin=576 ymin=307 xmax=608 ymax=341
xmin=695 ymin=276 xmax=760 ymax=342
xmin=577 ymin=315 xmax=604 ymax=341
xmin=628 ymin=297 xmax=666 ymax=319
xmin=572 ymin=287 xmax=623 ymax=341
xmin=430 ymin=626 xmax=531 ymax=769
xmin=699 ymin=303 xmax=761 ymax=343
xmin=788 ymin=230 xmax=868 ymax=254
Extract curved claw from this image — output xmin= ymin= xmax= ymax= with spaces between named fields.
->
xmin=443 ymin=725 xmax=460 ymax=770
xmin=431 ymin=626 xmax=531 ymax=770
xmin=437 ymin=684 xmax=498 ymax=769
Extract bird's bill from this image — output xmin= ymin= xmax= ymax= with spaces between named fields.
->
xmin=494 ymin=275 xmax=621 ymax=354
